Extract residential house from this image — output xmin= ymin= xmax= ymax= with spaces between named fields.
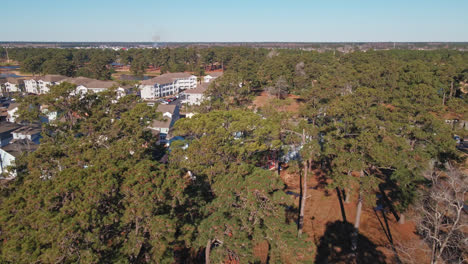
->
xmin=116 ymin=85 xmax=133 ymax=99
xmin=204 ymin=72 xmax=223 ymax=83
xmin=4 ymin=78 xmax=24 ymax=93
xmin=0 ymin=122 xmax=21 ymax=147
xmin=64 ymin=77 xmax=119 ymax=95
xmin=6 ymin=103 xmax=18 ymax=123
xmin=182 ymin=82 xmax=209 ymax=105
xmin=148 ymin=104 xmax=180 ymax=144
xmin=0 ymin=139 xmax=38 ymax=179
xmin=40 ymin=105 xmax=58 ymax=123
xmin=0 ymin=78 xmax=6 ymax=96
xmin=0 ymin=107 xmax=7 ymax=122
xmin=139 ymin=73 xmax=197 ymax=100
xmin=24 ymin=75 xmax=67 ymax=94
xmin=12 ymin=125 xmax=41 ymax=144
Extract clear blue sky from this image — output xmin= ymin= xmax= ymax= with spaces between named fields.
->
xmin=1 ymin=0 xmax=467 ymax=42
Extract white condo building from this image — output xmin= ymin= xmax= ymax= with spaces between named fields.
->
xmin=24 ymin=75 xmax=67 ymax=94
xmin=204 ymin=72 xmax=223 ymax=83
xmin=139 ymin=73 xmax=197 ymax=100
xmin=182 ymin=82 xmax=209 ymax=105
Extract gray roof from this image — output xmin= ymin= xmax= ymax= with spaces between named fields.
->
xmin=63 ymin=77 xmax=117 ymax=89
xmin=38 ymin=75 xmax=68 ymax=83
xmin=0 ymin=122 xmax=21 ymax=134
xmin=7 ymin=103 xmax=19 ymax=111
xmin=5 ymin=78 xmax=23 ymax=85
xmin=150 ymin=118 xmax=171 ymax=129
xmin=13 ymin=125 xmax=41 ymax=136
xmin=141 ymin=72 xmax=194 ymax=86
xmin=150 ymin=104 xmax=178 ymax=129
xmin=184 ymin=82 xmax=209 ymax=94
xmin=205 ymin=72 xmax=223 ymax=78
xmin=1 ymin=139 xmax=38 ymax=158
xmin=156 ymin=104 xmax=176 ymax=114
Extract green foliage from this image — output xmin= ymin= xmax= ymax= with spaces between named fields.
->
xmin=170 ymin=110 xmax=313 ymax=262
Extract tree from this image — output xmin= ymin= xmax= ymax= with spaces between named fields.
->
xmin=0 ymin=89 xmax=186 ymax=263
xmin=417 ymin=164 xmax=467 ymax=264
xmin=267 ymin=76 xmax=289 ymax=99
xmin=130 ymin=56 xmax=148 ymax=77
xmin=170 ymin=110 xmax=313 ymax=263
xmin=21 ymin=56 xmax=45 ymax=75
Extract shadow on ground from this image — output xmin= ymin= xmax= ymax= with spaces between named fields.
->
xmin=315 ymin=221 xmax=387 ymax=264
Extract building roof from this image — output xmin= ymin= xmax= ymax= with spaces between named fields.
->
xmin=156 ymin=104 xmax=177 ymax=114
xmin=5 ymin=78 xmax=23 ymax=85
xmin=162 ymin=72 xmax=194 ymax=79
xmin=141 ymin=72 xmax=195 ymax=86
xmin=184 ymin=82 xmax=209 ymax=94
xmin=63 ymin=76 xmax=95 ymax=86
xmin=7 ymin=103 xmax=18 ymax=111
xmin=206 ymin=72 xmax=223 ymax=78
xmin=63 ymin=77 xmax=117 ymax=89
xmin=83 ymin=80 xmax=117 ymax=89
xmin=1 ymin=139 xmax=38 ymax=158
xmin=0 ymin=122 xmax=21 ymax=134
xmin=13 ymin=125 xmax=41 ymax=136
xmin=38 ymin=75 xmax=68 ymax=83
xmin=150 ymin=118 xmax=171 ymax=129
xmin=149 ymin=104 xmax=178 ymax=129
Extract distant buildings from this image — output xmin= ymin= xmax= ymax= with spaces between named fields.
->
xmin=140 ymin=73 xmax=197 ymax=100
xmin=24 ymin=75 xmax=67 ymax=94
xmin=4 ymin=78 xmax=23 ymax=93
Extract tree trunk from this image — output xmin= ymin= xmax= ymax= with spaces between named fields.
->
xmin=344 ymin=188 xmax=351 ymax=203
xmin=449 ymin=80 xmax=454 ymax=99
xmin=354 ymin=193 xmax=363 ymax=230
xmin=442 ymin=92 xmax=446 ymax=106
xmin=298 ymin=159 xmax=308 ymax=237
xmin=398 ymin=213 xmax=405 ymax=224
xmin=351 ymin=170 xmax=364 ymax=254
xmin=205 ymin=239 xmax=212 ymax=264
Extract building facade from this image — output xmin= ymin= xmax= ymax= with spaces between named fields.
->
xmin=24 ymin=75 xmax=67 ymax=94
xmin=140 ymin=73 xmax=197 ymax=100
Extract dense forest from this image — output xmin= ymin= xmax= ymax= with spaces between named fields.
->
xmin=0 ymin=47 xmax=467 ymax=263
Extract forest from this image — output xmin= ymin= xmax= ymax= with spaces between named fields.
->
xmin=0 ymin=46 xmax=467 ymax=263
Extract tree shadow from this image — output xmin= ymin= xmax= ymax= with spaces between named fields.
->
xmin=315 ymin=221 xmax=387 ymax=264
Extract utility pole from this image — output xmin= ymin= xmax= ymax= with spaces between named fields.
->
xmin=5 ymin=45 xmax=10 ymax=63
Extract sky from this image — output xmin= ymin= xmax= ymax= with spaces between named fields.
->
xmin=1 ymin=0 xmax=467 ymax=42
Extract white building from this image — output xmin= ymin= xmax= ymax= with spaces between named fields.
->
xmin=6 ymin=103 xmax=18 ymax=123
xmin=64 ymin=77 xmax=119 ymax=95
xmin=4 ymin=78 xmax=23 ymax=93
xmin=12 ymin=126 xmax=41 ymax=144
xmin=204 ymin=72 xmax=223 ymax=83
xmin=139 ymin=73 xmax=197 ymax=100
xmin=24 ymin=75 xmax=67 ymax=94
xmin=148 ymin=104 xmax=180 ymax=144
xmin=182 ymin=82 xmax=209 ymax=105
xmin=0 ymin=122 xmax=21 ymax=147
xmin=40 ymin=105 xmax=58 ymax=123
xmin=0 ymin=139 xmax=38 ymax=179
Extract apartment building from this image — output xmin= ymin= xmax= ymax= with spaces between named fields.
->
xmin=139 ymin=73 xmax=197 ymax=100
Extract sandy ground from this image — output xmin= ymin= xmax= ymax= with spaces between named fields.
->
xmin=279 ymin=168 xmax=431 ymax=264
